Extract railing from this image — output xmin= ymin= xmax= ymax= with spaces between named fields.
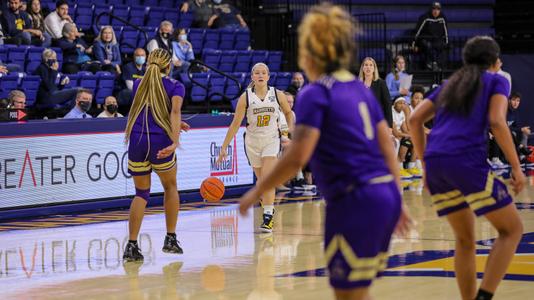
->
xmin=187 ymin=60 xmax=243 ymax=113
xmin=94 ymin=12 xmax=149 ymax=49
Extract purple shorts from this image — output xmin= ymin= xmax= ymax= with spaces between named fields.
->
xmin=324 ymin=180 xmax=401 ymax=289
xmin=425 ymin=153 xmax=513 ymax=217
xmin=127 ymin=131 xmax=176 ymax=176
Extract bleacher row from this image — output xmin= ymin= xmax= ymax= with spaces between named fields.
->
xmin=202 ymin=49 xmax=283 ymax=73
xmin=190 ymin=72 xmax=292 ymax=103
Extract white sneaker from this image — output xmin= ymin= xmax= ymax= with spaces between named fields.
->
xmin=490 ymin=157 xmax=508 ymax=169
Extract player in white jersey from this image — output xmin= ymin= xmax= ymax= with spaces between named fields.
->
xmin=218 ymin=63 xmax=294 ymax=232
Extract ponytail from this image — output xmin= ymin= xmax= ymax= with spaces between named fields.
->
xmin=437 ymin=64 xmax=483 ymax=115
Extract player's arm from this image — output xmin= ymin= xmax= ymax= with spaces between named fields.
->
xmin=277 ymin=90 xmax=294 ymax=133
xmin=217 ymin=93 xmax=246 ymax=163
xmin=239 ymin=125 xmax=319 ymax=214
xmin=408 ymin=99 xmax=435 ymax=167
xmin=157 ymin=95 xmax=183 ymax=159
xmin=376 ymin=120 xmax=401 ymax=189
xmin=488 ymin=94 xmax=526 ymax=194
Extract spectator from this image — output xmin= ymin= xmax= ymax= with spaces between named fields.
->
xmin=391 ymin=97 xmax=420 ymax=178
xmin=34 ymin=48 xmax=78 ymax=108
xmin=408 ymin=85 xmax=425 ymax=112
xmin=43 ymin=0 xmax=72 ymax=41
xmin=1 ymin=0 xmax=48 ymax=46
xmin=27 ymin=0 xmax=51 ymax=47
xmin=63 ymin=88 xmax=93 ymax=119
xmin=118 ymin=48 xmax=146 ymax=106
xmin=413 ymin=2 xmax=448 ymax=71
xmin=0 ymin=98 xmax=8 ymax=109
xmin=93 ymin=26 xmax=121 ymax=75
xmin=97 ymin=96 xmax=123 ymax=118
xmin=210 ymin=0 xmax=247 ymax=29
xmin=358 ymin=56 xmax=392 ymax=127
xmin=171 ymin=28 xmax=195 ymax=74
xmin=180 ymin=0 xmax=215 ymax=28
xmin=508 ymin=92 xmax=531 ymax=152
xmin=7 ymin=89 xmax=25 ymax=109
xmin=488 ymin=57 xmax=512 ymax=95
xmin=386 ymin=55 xmax=411 ymax=101
xmin=58 ymin=22 xmax=96 ymax=74
xmin=147 ymin=21 xmax=174 ymax=55
xmin=290 ymin=72 xmax=305 ymax=91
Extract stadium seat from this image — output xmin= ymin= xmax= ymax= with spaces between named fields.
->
xmin=106 ymin=0 xmax=123 ymax=5
xmin=159 ymin=0 xmax=175 ymax=8
xmin=225 ymin=73 xmax=243 ymax=100
xmin=146 ymin=7 xmax=166 ymax=27
xmin=251 ymin=50 xmax=268 ymax=66
xmin=64 ymin=73 xmax=80 ymax=89
xmin=79 ymin=72 xmax=98 ymax=96
xmin=235 ymin=28 xmax=250 ymax=50
xmin=0 ymin=74 xmax=21 ymax=99
xmin=268 ymin=72 xmax=277 ymax=86
xmin=111 ymin=5 xmax=130 ymax=26
xmin=74 ymin=3 xmax=94 ymax=30
xmin=93 ymin=4 xmax=112 ymax=26
xmin=268 ymin=51 xmax=283 ymax=72
xmin=129 ymin=5 xmax=147 ymax=27
xmin=144 ymin=0 xmax=159 ymax=7
xmin=7 ymin=46 xmax=28 ymax=69
xmin=219 ymin=28 xmax=235 ymax=50
xmin=208 ymin=73 xmax=226 ymax=102
xmin=164 ymin=8 xmax=180 ymax=26
xmin=219 ymin=50 xmax=237 ymax=73
xmin=235 ymin=50 xmax=251 ymax=72
xmin=0 ymin=47 xmax=7 ymax=62
xmin=243 ymin=72 xmax=252 ymax=87
xmin=95 ymin=72 xmax=115 ymax=104
xmin=202 ymin=49 xmax=221 ymax=67
xmin=191 ymin=73 xmax=209 ymax=103
xmin=26 ymin=47 xmax=45 ymax=74
xmin=121 ymin=29 xmax=138 ymax=54
xmin=178 ymin=11 xmax=193 ymax=29
xmin=274 ymin=72 xmax=291 ymax=91
xmin=204 ymin=30 xmax=220 ymax=50
xmin=189 ymin=28 xmax=204 ymax=50
xmin=20 ymin=75 xmax=41 ymax=107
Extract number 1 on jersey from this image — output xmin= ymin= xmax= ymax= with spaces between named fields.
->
xmin=358 ymin=102 xmax=374 ymax=140
xmin=256 ymin=115 xmax=271 ymax=127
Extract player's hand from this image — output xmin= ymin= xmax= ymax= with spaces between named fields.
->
xmin=394 ymin=205 xmax=413 ymax=238
xmin=510 ymin=167 xmax=526 ymax=195
xmin=180 ymin=121 xmax=190 ymax=132
xmin=239 ymin=187 xmax=261 ymax=216
xmin=157 ymin=143 xmax=177 ymax=159
xmin=216 ymin=147 xmax=227 ymax=164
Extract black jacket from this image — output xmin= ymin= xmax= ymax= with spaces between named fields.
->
xmin=370 ymin=79 xmax=393 ymax=127
xmin=414 ymin=11 xmax=448 ymax=44
xmin=34 ymin=63 xmax=62 ymax=101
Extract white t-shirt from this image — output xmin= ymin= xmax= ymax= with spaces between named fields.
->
xmin=97 ymin=111 xmax=124 ymax=118
xmin=392 ymin=107 xmax=405 ymax=132
xmin=44 ymin=11 xmax=70 ymax=39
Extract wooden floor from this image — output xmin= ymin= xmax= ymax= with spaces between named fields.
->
xmin=1 ymin=170 xmax=533 ymax=299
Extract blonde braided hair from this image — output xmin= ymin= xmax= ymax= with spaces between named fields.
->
xmin=125 ymin=48 xmax=173 ymax=142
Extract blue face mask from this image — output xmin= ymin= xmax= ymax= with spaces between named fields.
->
xmin=213 ymin=0 xmax=222 ymax=4
xmin=135 ymin=56 xmax=146 ymax=65
xmin=179 ymin=34 xmax=187 ymax=42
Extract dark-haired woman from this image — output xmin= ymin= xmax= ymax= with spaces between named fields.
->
xmin=409 ymin=36 xmax=525 ymax=300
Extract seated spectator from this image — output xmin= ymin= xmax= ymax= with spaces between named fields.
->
xmin=171 ymin=28 xmax=195 ymax=74
xmin=386 ymin=55 xmax=411 ymax=101
xmin=147 ymin=21 xmax=174 ymax=55
xmin=358 ymin=56 xmax=392 ymax=127
xmin=1 ymin=0 xmax=49 ymax=46
xmin=44 ymin=0 xmax=73 ymax=41
xmin=63 ymin=88 xmax=93 ymax=119
xmin=407 ymin=85 xmax=431 ymax=134
xmin=93 ymin=26 xmax=121 ymax=75
xmin=7 ymin=89 xmax=25 ymax=109
xmin=413 ymin=2 xmax=448 ymax=71
xmin=58 ymin=23 xmax=96 ymax=74
xmin=289 ymin=71 xmax=305 ymax=93
xmin=27 ymin=0 xmax=52 ymax=47
xmin=180 ymin=0 xmax=215 ymax=28
xmin=34 ymin=48 xmax=78 ymax=108
xmin=488 ymin=57 xmax=512 ymax=95
xmin=211 ymin=0 xmax=247 ymax=29
xmin=118 ymin=48 xmax=146 ymax=106
xmin=391 ymin=97 xmax=420 ymax=178
xmin=97 ymin=96 xmax=123 ymax=118
xmin=508 ymin=92 xmax=531 ymax=154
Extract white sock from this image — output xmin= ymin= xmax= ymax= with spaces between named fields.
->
xmin=408 ymin=162 xmax=416 ymax=169
xmin=398 ymin=162 xmax=404 ymax=169
xmin=416 ymin=159 xmax=422 ymax=169
xmin=296 ymin=170 xmax=304 ymax=180
xmin=263 ymin=205 xmax=274 ymax=215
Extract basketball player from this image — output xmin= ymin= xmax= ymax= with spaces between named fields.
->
xmin=409 ymin=36 xmax=525 ymax=300
xmin=123 ymin=49 xmax=189 ymax=262
xmin=238 ymin=4 xmax=411 ymax=300
xmin=217 ymin=62 xmax=294 ymax=233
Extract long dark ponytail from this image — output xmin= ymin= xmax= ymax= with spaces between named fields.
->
xmin=437 ymin=36 xmax=500 ymax=115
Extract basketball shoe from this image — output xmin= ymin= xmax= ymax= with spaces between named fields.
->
xmin=162 ymin=234 xmax=184 ymax=254
xmin=400 ymin=168 xmax=413 ymax=179
xmin=123 ymin=241 xmax=144 ymax=262
xmin=260 ymin=210 xmax=275 ymax=233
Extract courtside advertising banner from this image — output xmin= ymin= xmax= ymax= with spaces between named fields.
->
xmin=0 ymin=128 xmax=253 ymax=209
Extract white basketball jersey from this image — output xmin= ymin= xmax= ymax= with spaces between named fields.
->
xmin=245 ymin=86 xmax=281 ymax=138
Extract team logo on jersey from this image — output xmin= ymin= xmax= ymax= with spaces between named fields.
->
xmin=210 ymin=139 xmax=238 ymax=178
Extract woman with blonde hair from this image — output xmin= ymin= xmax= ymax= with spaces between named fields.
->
xmin=123 ymin=48 xmax=189 ymax=262
xmin=94 ymin=26 xmax=122 ymax=74
xmin=238 ymin=3 xmax=411 ymax=299
xmin=217 ymin=62 xmax=294 ymax=233
xmin=359 ymin=57 xmax=392 ymax=127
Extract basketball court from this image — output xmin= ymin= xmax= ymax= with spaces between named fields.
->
xmin=0 ymin=168 xmax=533 ymax=299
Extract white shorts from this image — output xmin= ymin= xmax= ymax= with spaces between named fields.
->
xmin=244 ymin=133 xmax=280 ymax=168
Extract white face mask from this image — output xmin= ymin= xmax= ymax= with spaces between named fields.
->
xmin=213 ymin=0 xmax=222 ymax=4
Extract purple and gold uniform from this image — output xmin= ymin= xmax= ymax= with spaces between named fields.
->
xmin=295 ymin=73 xmax=401 ymax=289
xmin=127 ymin=77 xmax=185 ymax=176
xmin=425 ymin=72 xmax=512 ymax=216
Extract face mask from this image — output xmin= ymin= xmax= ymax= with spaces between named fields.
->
xmin=106 ymin=104 xmax=118 ymax=114
xmin=135 ymin=56 xmax=146 ymax=65
xmin=79 ymin=101 xmax=90 ymax=112
xmin=161 ymin=32 xmax=170 ymax=39
xmin=179 ymin=34 xmax=187 ymax=42
xmin=213 ymin=0 xmax=222 ymax=4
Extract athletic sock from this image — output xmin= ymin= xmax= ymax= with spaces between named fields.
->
xmin=263 ymin=205 xmax=274 ymax=215
xmin=408 ymin=162 xmax=416 ymax=169
xmin=474 ymin=289 xmax=493 ymax=300
xmin=166 ymin=232 xmax=176 ymax=238
xmin=128 ymin=240 xmax=138 ymax=245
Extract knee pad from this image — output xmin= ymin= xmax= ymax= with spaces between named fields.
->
xmin=135 ymin=188 xmax=150 ymax=202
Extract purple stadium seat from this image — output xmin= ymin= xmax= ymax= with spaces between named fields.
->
xmin=204 ymin=30 xmax=220 ymax=50
xmin=191 ymin=73 xmax=209 ymax=103
xmin=219 ymin=50 xmax=237 ymax=73
xmin=21 ymin=75 xmax=41 ymax=107
xmin=202 ymin=49 xmax=221 ymax=67
xmin=26 ymin=47 xmax=45 ymax=74
xmin=146 ymin=7 xmax=166 ymax=27
xmin=219 ymin=28 xmax=235 ymax=50
xmin=208 ymin=73 xmax=226 ymax=102
xmin=235 ymin=51 xmax=251 ymax=72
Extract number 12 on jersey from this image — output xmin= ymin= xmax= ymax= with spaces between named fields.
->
xmin=256 ymin=115 xmax=271 ymax=127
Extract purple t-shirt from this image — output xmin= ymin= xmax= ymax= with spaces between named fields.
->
xmin=425 ymin=72 xmax=510 ymax=158
xmin=131 ymin=76 xmax=185 ymax=135
xmin=295 ymin=76 xmax=390 ymax=200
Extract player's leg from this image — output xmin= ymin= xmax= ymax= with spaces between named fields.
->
xmin=258 ymin=156 xmax=277 ymax=232
xmin=477 ymin=202 xmax=523 ymax=298
xmin=124 ymin=174 xmax=151 ymax=262
xmin=155 ymin=163 xmax=183 ymax=254
xmin=445 ymin=208 xmax=477 ymax=300
xmin=334 ymin=287 xmax=371 ymax=300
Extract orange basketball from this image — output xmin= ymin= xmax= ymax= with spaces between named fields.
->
xmin=200 ymin=177 xmax=225 ymax=202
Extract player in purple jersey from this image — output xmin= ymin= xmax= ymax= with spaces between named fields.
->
xmin=409 ymin=36 xmax=525 ymax=300
xmin=238 ymin=4 xmax=411 ymax=299
xmin=123 ymin=49 xmax=190 ymax=262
